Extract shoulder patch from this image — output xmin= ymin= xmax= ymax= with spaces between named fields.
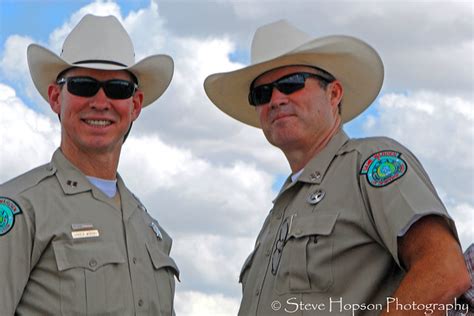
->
xmin=360 ymin=151 xmax=407 ymax=187
xmin=0 ymin=197 xmax=22 ymax=236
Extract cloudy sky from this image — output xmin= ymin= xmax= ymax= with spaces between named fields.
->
xmin=0 ymin=0 xmax=472 ymax=314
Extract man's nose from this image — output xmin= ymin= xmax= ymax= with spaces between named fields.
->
xmin=269 ymin=87 xmax=289 ymax=109
xmin=89 ymin=88 xmax=111 ymax=110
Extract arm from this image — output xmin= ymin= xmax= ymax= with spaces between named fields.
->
xmin=381 ymin=215 xmax=470 ymax=315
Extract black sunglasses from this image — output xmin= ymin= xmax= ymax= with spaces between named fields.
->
xmin=248 ymin=72 xmax=334 ymax=106
xmin=57 ymin=76 xmax=138 ymax=100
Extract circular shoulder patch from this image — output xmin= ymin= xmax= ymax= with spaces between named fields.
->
xmin=0 ymin=197 xmax=22 ymax=236
xmin=360 ymin=151 xmax=407 ymax=187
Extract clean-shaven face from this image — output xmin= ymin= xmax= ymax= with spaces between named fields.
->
xmin=49 ymin=67 xmax=143 ymax=155
xmin=253 ymin=65 xmax=342 ymax=152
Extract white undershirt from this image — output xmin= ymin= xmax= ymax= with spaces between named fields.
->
xmin=86 ymin=176 xmax=117 ymax=198
xmin=291 ymin=169 xmax=304 ymax=183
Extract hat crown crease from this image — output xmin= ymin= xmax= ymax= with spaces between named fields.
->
xmin=61 ymin=14 xmax=135 ymax=67
xmin=251 ymin=20 xmax=312 ymax=64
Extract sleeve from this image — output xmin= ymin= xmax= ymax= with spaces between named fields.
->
xmin=0 ymin=195 xmax=35 ymax=314
xmin=358 ymin=138 xmax=458 ymax=268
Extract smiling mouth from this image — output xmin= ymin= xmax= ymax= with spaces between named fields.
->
xmin=83 ymin=119 xmax=112 ymax=127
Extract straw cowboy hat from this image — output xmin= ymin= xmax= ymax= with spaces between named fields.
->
xmin=27 ymin=14 xmax=173 ymax=107
xmin=204 ymin=20 xmax=384 ymax=128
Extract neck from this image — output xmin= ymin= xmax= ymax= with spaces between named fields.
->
xmin=60 ymin=143 xmax=120 ymax=180
xmin=283 ymin=121 xmax=341 ymax=173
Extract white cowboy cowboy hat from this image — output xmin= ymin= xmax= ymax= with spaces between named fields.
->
xmin=204 ymin=20 xmax=384 ymax=128
xmin=27 ymin=14 xmax=173 ymax=107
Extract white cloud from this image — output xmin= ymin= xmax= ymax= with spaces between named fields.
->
xmin=0 ymin=84 xmax=59 ymax=180
xmin=0 ymin=35 xmax=33 ymax=82
xmin=119 ymin=134 xmax=274 ymax=237
xmin=171 ymin=234 xmax=256 ymax=297
xmin=124 ymin=1 xmax=167 ymax=58
xmin=0 ymin=35 xmax=44 ymax=109
xmin=175 ymin=290 xmax=239 ymax=316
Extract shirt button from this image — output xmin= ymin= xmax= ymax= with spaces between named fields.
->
xmin=265 ymin=250 xmax=271 ymax=257
xmin=255 ymin=289 xmax=260 ymax=296
xmin=89 ymin=259 xmax=97 ymax=268
xmin=138 ymin=299 xmax=144 ymax=307
xmin=133 ymin=257 xmax=137 ymax=264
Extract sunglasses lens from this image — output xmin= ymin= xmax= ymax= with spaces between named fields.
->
xmin=249 ymin=73 xmax=308 ymax=106
xmin=67 ymin=77 xmax=100 ymax=97
xmin=104 ymin=80 xmax=135 ymax=99
xmin=277 ymin=82 xmax=305 ymax=95
xmin=64 ymin=77 xmax=135 ymax=99
xmin=250 ymin=85 xmax=273 ymax=105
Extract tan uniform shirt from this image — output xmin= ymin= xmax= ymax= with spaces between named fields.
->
xmin=0 ymin=149 xmax=179 ymax=315
xmin=238 ymin=130 xmax=457 ymax=316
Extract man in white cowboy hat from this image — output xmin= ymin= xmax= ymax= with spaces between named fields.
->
xmin=205 ymin=20 xmax=470 ymax=315
xmin=0 ymin=15 xmax=179 ymax=315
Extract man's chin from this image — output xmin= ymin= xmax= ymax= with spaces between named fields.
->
xmin=80 ymin=138 xmax=123 ymax=154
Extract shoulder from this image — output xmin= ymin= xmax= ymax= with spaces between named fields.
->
xmin=344 ymin=136 xmax=411 ymax=157
xmin=0 ymin=162 xmax=56 ymax=198
xmin=344 ymin=136 xmax=419 ymax=166
xmin=0 ymin=163 xmax=55 ymax=236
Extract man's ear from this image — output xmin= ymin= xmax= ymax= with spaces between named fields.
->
xmin=329 ymin=80 xmax=343 ymax=112
xmin=48 ymin=84 xmax=62 ymax=115
xmin=131 ymin=89 xmax=144 ymax=121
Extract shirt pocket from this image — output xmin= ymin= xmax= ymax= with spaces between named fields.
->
xmin=275 ymin=212 xmax=338 ymax=294
xmin=146 ymin=240 xmax=180 ymax=315
xmin=239 ymin=242 xmax=261 ymax=287
xmin=52 ymin=240 xmax=127 ymax=315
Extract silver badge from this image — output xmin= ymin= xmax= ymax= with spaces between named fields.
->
xmin=307 ymin=189 xmax=325 ymax=205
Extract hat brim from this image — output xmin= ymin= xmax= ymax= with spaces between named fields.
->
xmin=204 ymin=35 xmax=383 ymax=128
xmin=27 ymin=44 xmax=173 ymax=107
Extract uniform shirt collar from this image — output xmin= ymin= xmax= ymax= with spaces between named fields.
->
xmin=274 ymin=129 xmax=350 ymax=202
xmin=297 ymin=129 xmax=350 ymax=185
xmin=52 ymin=148 xmax=93 ymax=195
xmin=51 ymin=149 xmax=142 ymax=219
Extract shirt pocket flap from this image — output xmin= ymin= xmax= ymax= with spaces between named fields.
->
xmin=52 ymin=240 xmax=125 ymax=272
xmin=239 ymin=241 xmax=260 ymax=283
xmin=146 ymin=241 xmax=180 ymax=281
xmin=288 ymin=213 xmax=339 ymax=239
